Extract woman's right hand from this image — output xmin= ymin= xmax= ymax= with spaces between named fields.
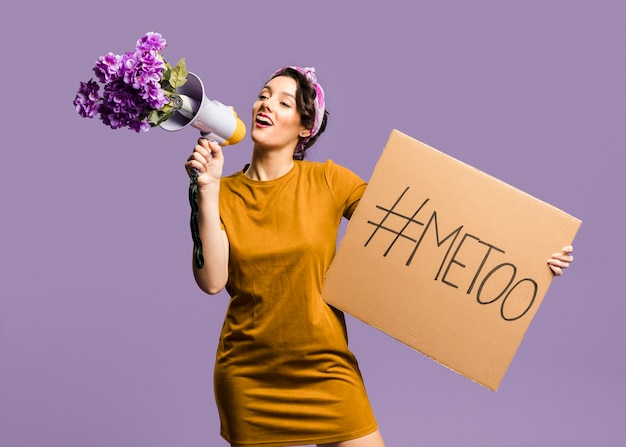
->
xmin=185 ymin=138 xmax=224 ymax=187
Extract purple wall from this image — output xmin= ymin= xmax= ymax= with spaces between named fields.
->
xmin=1 ymin=1 xmax=624 ymax=446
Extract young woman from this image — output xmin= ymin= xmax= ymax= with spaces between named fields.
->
xmin=184 ymin=67 xmax=574 ymax=447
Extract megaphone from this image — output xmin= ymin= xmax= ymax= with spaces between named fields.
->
xmin=160 ymin=72 xmax=246 ymax=145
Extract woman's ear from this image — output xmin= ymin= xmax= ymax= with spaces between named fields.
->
xmin=299 ymin=127 xmax=312 ymax=138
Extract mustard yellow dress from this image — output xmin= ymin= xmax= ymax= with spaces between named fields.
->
xmin=215 ymin=160 xmax=378 ymax=447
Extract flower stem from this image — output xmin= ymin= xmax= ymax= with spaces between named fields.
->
xmin=178 ymin=94 xmax=200 ymax=119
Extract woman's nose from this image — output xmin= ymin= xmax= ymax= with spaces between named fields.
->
xmin=259 ymin=97 xmax=274 ymax=112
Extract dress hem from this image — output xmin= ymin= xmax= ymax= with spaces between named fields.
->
xmin=223 ymin=423 xmax=379 ymax=447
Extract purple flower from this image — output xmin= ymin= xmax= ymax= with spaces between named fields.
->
xmin=129 ymin=119 xmax=151 ymax=132
xmin=133 ymin=66 xmax=161 ymax=90
xmin=142 ymin=83 xmax=169 ymax=110
xmin=120 ymin=51 xmax=139 ymax=84
xmin=136 ymin=32 xmax=166 ymax=52
xmin=74 ymin=32 xmax=186 ymax=133
xmin=93 ymin=52 xmax=121 ymax=83
xmin=137 ymin=48 xmax=165 ymax=69
xmin=73 ymin=80 xmax=100 ymax=118
xmin=96 ymin=80 xmax=151 ymax=132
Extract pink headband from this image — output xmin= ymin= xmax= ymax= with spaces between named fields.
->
xmin=272 ymin=66 xmax=326 ymax=151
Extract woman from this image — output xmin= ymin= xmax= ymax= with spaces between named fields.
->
xmin=184 ymin=67 xmax=574 ymax=447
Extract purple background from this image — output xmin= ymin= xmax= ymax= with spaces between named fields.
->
xmin=1 ymin=1 xmax=624 ymax=446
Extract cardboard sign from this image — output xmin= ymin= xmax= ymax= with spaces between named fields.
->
xmin=322 ymin=130 xmax=582 ymax=390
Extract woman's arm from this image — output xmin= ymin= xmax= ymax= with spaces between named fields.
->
xmin=185 ymin=139 xmax=230 ymax=294
xmin=548 ymin=245 xmax=574 ymax=276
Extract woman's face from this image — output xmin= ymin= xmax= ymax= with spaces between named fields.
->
xmin=250 ymin=75 xmax=311 ymax=152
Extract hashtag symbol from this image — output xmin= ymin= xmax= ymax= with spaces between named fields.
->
xmin=364 ymin=187 xmax=430 ymax=259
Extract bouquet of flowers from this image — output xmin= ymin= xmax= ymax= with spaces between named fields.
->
xmin=73 ymin=32 xmax=188 ymax=132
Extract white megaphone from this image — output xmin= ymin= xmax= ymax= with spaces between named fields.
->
xmin=160 ymin=72 xmax=246 ymax=146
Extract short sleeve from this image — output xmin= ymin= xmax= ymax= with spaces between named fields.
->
xmin=323 ymin=160 xmax=367 ymax=219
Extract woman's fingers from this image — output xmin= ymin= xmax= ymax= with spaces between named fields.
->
xmin=549 ymin=265 xmax=563 ymax=276
xmin=548 ymin=245 xmax=574 ymax=276
xmin=186 ymin=140 xmax=214 ymax=171
xmin=201 ymin=138 xmax=224 ymax=161
xmin=185 ymin=150 xmax=207 ymax=176
xmin=184 ymin=138 xmax=225 ymax=183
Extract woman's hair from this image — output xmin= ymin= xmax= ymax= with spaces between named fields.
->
xmin=269 ymin=67 xmax=328 ymax=160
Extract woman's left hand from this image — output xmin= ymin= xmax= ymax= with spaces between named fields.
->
xmin=548 ymin=245 xmax=574 ymax=276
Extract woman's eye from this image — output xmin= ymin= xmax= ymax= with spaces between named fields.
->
xmin=280 ymin=102 xmax=291 ymax=107
xmin=258 ymin=94 xmax=268 ymax=100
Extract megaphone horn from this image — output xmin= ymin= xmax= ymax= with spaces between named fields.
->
xmin=160 ymin=72 xmax=246 ymax=146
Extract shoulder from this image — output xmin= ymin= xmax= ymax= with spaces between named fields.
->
xmin=298 ymin=159 xmax=360 ymax=180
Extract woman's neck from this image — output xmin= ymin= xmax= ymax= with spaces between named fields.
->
xmin=245 ymin=147 xmax=295 ymax=181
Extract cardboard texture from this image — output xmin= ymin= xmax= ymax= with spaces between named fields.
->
xmin=322 ymin=130 xmax=582 ymax=390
